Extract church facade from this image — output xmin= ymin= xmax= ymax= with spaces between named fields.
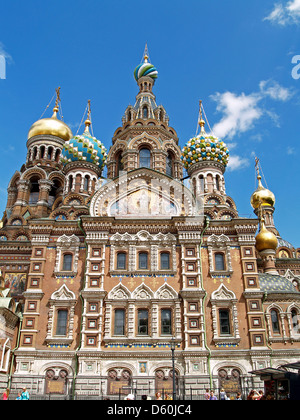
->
xmin=0 ymin=52 xmax=299 ymax=398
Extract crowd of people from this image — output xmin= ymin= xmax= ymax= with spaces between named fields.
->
xmin=1 ymin=387 xmax=30 ymax=400
xmin=204 ymin=388 xmax=269 ymax=400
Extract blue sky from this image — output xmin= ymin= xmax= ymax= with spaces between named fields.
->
xmin=0 ymin=0 xmax=299 ymax=246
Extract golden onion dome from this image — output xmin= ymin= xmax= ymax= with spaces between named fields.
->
xmin=255 ymin=218 xmax=278 ymax=252
xmin=250 ymin=175 xmax=275 ymax=209
xmin=28 ymin=106 xmax=73 ymax=141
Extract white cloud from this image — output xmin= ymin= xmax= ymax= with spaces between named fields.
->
xmin=209 ymin=80 xmax=294 ymax=171
xmin=210 ymin=80 xmax=294 ymax=140
xmin=259 ymin=80 xmax=294 ymax=101
xmin=210 ymin=91 xmax=262 ymax=139
xmin=264 ymin=0 xmax=300 ymax=25
xmin=227 ymin=155 xmax=250 ymax=172
xmin=0 ymin=42 xmax=12 ymax=63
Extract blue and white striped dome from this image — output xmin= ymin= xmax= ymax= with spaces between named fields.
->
xmin=134 ymin=62 xmax=158 ymax=81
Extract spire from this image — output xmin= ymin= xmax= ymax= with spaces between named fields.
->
xmin=198 ymin=100 xmax=206 ymax=134
xmin=52 ymin=87 xmax=61 ymax=118
xmin=143 ymin=43 xmax=149 ymax=63
xmin=84 ymin=100 xmax=92 ymax=134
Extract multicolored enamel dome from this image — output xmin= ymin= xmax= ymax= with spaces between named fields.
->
xmin=181 ymin=133 xmax=229 ymax=170
xmin=134 ymin=62 xmax=158 ymax=81
xmin=61 ymin=132 xmax=107 ymax=170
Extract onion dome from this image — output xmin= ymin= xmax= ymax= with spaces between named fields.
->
xmin=255 ymin=217 xmax=278 ymax=252
xmin=28 ymin=88 xmax=73 ymax=141
xmin=181 ymin=118 xmax=229 ymax=171
xmin=250 ymin=174 xmax=275 ymax=209
xmin=61 ymin=105 xmax=107 ymax=171
xmin=134 ymin=45 xmax=158 ymax=82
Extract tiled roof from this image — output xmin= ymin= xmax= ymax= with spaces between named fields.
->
xmin=259 ymin=273 xmax=299 ymax=294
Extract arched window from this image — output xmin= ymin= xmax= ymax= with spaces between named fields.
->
xmin=29 ymin=177 xmax=40 ymax=205
xmin=215 ymin=253 xmax=225 ymax=271
xmin=138 ymin=252 xmax=148 ymax=270
xmin=62 ymin=254 xmax=73 ymax=271
xmin=291 ymin=309 xmax=300 ymax=334
xmin=161 ymin=309 xmax=172 ymax=335
xmin=139 ymin=148 xmax=151 ymax=168
xmin=143 ymin=106 xmax=148 ymax=119
xmin=166 ymin=152 xmax=174 ymax=177
xmin=138 ymin=309 xmax=148 ymax=335
xmin=160 ymin=252 xmax=170 ymax=270
xmin=47 ymin=147 xmax=53 ymax=160
xmin=199 ymin=175 xmax=204 ymax=193
xmin=40 ymin=146 xmax=45 ymax=159
xmin=55 ymin=149 xmax=60 ymax=162
xmin=117 ymin=252 xmax=126 ymax=270
xmin=116 ymin=152 xmax=123 ymax=175
xmin=271 ymin=309 xmax=280 ymax=334
xmin=84 ymin=175 xmax=89 ymax=191
xmin=48 ymin=179 xmax=61 ymax=207
xmin=56 ymin=309 xmax=68 ymax=336
xmin=114 ymin=309 xmax=125 ymax=336
xmin=219 ymin=309 xmax=231 ymax=335
xmin=216 ymin=175 xmax=220 ymax=191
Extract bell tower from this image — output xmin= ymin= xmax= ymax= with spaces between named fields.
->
xmin=106 ymin=45 xmax=183 ymax=180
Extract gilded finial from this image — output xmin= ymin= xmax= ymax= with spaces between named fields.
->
xmin=84 ymin=100 xmax=92 ymax=134
xmin=143 ymin=43 xmax=149 ymax=63
xmin=52 ymin=87 xmax=61 ymax=118
xmin=199 ymin=100 xmax=205 ymax=133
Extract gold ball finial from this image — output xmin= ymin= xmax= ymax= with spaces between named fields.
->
xmin=250 ymin=158 xmax=275 ymax=209
xmin=27 ymin=87 xmax=72 ymax=141
xmin=255 ymin=216 xmax=278 ymax=252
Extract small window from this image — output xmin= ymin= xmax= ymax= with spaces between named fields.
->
xmin=84 ymin=175 xmax=89 ymax=191
xmin=143 ymin=106 xmax=148 ymax=119
xmin=116 ymin=152 xmax=123 ymax=175
xmin=160 ymin=252 xmax=170 ymax=270
xmin=62 ymin=254 xmax=73 ymax=271
xmin=215 ymin=253 xmax=225 ymax=271
xmin=29 ymin=177 xmax=40 ymax=205
xmin=138 ymin=309 xmax=148 ymax=335
xmin=161 ymin=309 xmax=172 ymax=335
xmin=117 ymin=252 xmax=126 ymax=270
xmin=291 ymin=309 xmax=300 ymax=334
xmin=166 ymin=153 xmax=173 ymax=177
xmin=56 ymin=310 xmax=68 ymax=336
xmin=271 ymin=309 xmax=280 ymax=334
xmin=219 ymin=309 xmax=231 ymax=335
xmin=139 ymin=148 xmax=151 ymax=168
xmin=199 ymin=175 xmax=204 ymax=193
xmin=216 ymin=175 xmax=220 ymax=191
xmin=114 ymin=309 xmax=125 ymax=336
xmin=139 ymin=252 xmax=148 ymax=270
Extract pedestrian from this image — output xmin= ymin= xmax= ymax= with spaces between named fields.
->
xmin=20 ymin=387 xmax=30 ymax=400
xmin=220 ymin=388 xmax=227 ymax=400
xmin=16 ymin=392 xmax=22 ymax=400
xmin=209 ymin=390 xmax=217 ymax=400
xmin=124 ymin=393 xmax=134 ymax=400
xmin=1 ymin=388 xmax=9 ymax=400
xmin=204 ymin=388 xmax=210 ymax=400
xmin=155 ymin=392 xmax=162 ymax=400
xmin=257 ymin=390 xmax=264 ymax=400
xmin=236 ymin=392 xmax=242 ymax=400
xmin=164 ymin=393 xmax=173 ymax=400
